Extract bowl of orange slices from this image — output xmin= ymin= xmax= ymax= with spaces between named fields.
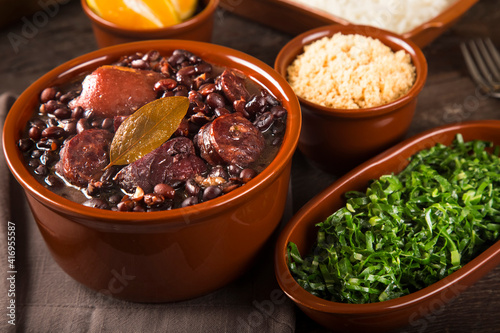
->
xmin=81 ymin=0 xmax=219 ymax=48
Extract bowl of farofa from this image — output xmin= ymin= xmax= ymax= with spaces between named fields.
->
xmin=275 ymin=120 xmax=500 ymax=333
xmin=275 ymin=24 xmax=427 ymax=174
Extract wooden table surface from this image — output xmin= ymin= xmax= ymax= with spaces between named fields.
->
xmin=1 ymin=0 xmax=500 ymax=332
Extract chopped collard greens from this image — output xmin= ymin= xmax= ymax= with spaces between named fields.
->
xmin=287 ymin=134 xmax=500 ymax=304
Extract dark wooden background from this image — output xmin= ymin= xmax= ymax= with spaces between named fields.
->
xmin=1 ymin=0 xmax=500 ymax=332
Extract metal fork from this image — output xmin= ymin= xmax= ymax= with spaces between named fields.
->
xmin=460 ymin=38 xmax=500 ymax=98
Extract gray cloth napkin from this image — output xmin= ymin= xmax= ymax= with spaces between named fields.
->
xmin=0 ymin=92 xmax=295 ymax=333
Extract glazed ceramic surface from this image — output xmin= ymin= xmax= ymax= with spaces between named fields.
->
xmin=275 ymin=24 xmax=427 ymax=174
xmin=275 ymin=120 xmax=500 ymax=333
xmin=220 ymin=0 xmax=479 ymax=48
xmin=81 ymin=0 xmax=219 ymax=48
xmin=3 ymin=40 xmax=301 ymax=302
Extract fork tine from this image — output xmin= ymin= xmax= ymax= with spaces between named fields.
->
xmin=468 ymin=40 xmax=495 ymax=86
xmin=484 ymin=38 xmax=500 ymax=81
xmin=460 ymin=42 xmax=491 ymax=93
xmin=475 ymin=39 xmax=500 ymax=83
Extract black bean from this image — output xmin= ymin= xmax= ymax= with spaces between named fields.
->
xmin=34 ymin=164 xmax=48 ymax=176
xmin=41 ymin=126 xmax=65 ymax=139
xmin=18 ymin=138 xmax=33 ymax=152
xmin=190 ymin=112 xmax=211 ymax=126
xmin=36 ymin=138 xmax=57 ymax=151
xmin=233 ymin=99 xmax=249 ymax=118
xmin=203 ymin=186 xmax=222 ymax=201
xmin=84 ymin=109 xmax=95 ymax=119
xmin=29 ymin=126 xmax=42 ymax=141
xmin=261 ymin=89 xmax=280 ymax=107
xmin=143 ymin=50 xmax=160 ymax=62
xmin=270 ymin=105 xmax=287 ymax=118
xmin=30 ymin=118 xmax=46 ymax=129
xmin=254 ymin=112 xmax=274 ymax=131
xmin=54 ymin=107 xmax=71 ymax=119
xmin=168 ymin=51 xmax=187 ymax=67
xmin=177 ymin=65 xmax=196 ymax=76
xmin=272 ymin=121 xmax=286 ymax=135
xmin=198 ymin=83 xmax=216 ymax=96
xmin=108 ymin=194 xmax=123 ymax=205
xmin=214 ymin=107 xmax=231 ymax=117
xmin=206 ymin=92 xmax=226 ymax=110
xmin=101 ymin=118 xmax=113 ymax=130
xmin=117 ymin=199 xmax=134 ymax=211
xmin=43 ymin=100 xmax=63 ymax=114
xmin=133 ymin=205 xmax=146 ymax=212
xmin=162 ymin=90 xmax=175 ymax=98
xmin=245 ymin=94 xmax=266 ymax=117
xmin=195 ymin=62 xmax=212 ymax=74
xmin=59 ymin=91 xmax=77 ymax=104
xmin=188 ymin=90 xmax=202 ymax=103
xmin=62 ymin=119 xmax=77 ymax=135
xmin=131 ymin=59 xmax=150 ymax=70
xmin=28 ymin=159 xmax=40 ymax=168
xmin=181 ymin=196 xmax=198 ymax=207
xmin=154 ymin=183 xmax=175 ymax=200
xmin=31 ymin=149 xmax=42 ymax=159
xmin=154 ymin=78 xmax=177 ymax=92
xmin=45 ymin=175 xmax=62 ymax=188
xmin=227 ymin=164 xmax=242 ymax=178
xmin=209 ymin=165 xmax=229 ymax=180
xmin=71 ymin=106 xmax=84 ymax=119
xmin=76 ymin=118 xmax=88 ymax=134
xmin=83 ymin=198 xmax=110 ymax=210
xmin=40 ymin=87 xmax=57 ymax=103
xmin=176 ymin=74 xmax=193 ymax=89
xmin=40 ymin=151 xmax=56 ymax=166
xmin=46 ymin=118 xmax=59 ymax=128
xmin=174 ymin=85 xmax=189 ymax=97
xmin=185 ymin=179 xmax=200 ymax=197
xmin=240 ymin=168 xmax=257 ymax=183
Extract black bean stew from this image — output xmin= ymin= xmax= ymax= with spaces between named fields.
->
xmin=17 ymin=49 xmax=288 ymax=212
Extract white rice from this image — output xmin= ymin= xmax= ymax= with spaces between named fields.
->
xmin=288 ymin=0 xmax=458 ymax=34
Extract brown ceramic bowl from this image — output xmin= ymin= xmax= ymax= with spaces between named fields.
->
xmin=81 ymin=0 xmax=219 ymax=48
xmin=2 ymin=40 xmax=301 ymax=303
xmin=275 ymin=120 xmax=500 ymax=333
xmin=275 ymin=24 xmax=428 ymax=174
xmin=220 ymin=0 xmax=479 ymax=48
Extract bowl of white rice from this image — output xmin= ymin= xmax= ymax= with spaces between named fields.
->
xmin=275 ymin=24 xmax=427 ymax=174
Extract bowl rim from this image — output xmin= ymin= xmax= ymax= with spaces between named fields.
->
xmin=274 ymin=24 xmax=428 ymax=119
xmin=2 ymin=39 xmax=301 ymax=230
xmin=81 ymin=0 xmax=220 ymax=36
xmin=275 ymin=119 xmax=500 ymax=314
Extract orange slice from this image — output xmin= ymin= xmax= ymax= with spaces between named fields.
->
xmin=87 ymin=0 xmax=186 ymax=30
xmin=169 ymin=0 xmax=198 ymax=20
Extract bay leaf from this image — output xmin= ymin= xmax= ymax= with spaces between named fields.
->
xmin=107 ymin=96 xmax=189 ymax=168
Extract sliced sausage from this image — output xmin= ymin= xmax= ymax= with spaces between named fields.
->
xmin=56 ymin=129 xmax=113 ymax=187
xmin=115 ymin=137 xmax=207 ymax=193
xmin=216 ymin=69 xmax=250 ymax=104
xmin=69 ymin=65 xmax=165 ymax=118
xmin=197 ymin=113 xmax=265 ymax=167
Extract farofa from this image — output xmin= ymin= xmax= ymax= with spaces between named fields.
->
xmin=287 ymin=33 xmax=416 ymax=109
